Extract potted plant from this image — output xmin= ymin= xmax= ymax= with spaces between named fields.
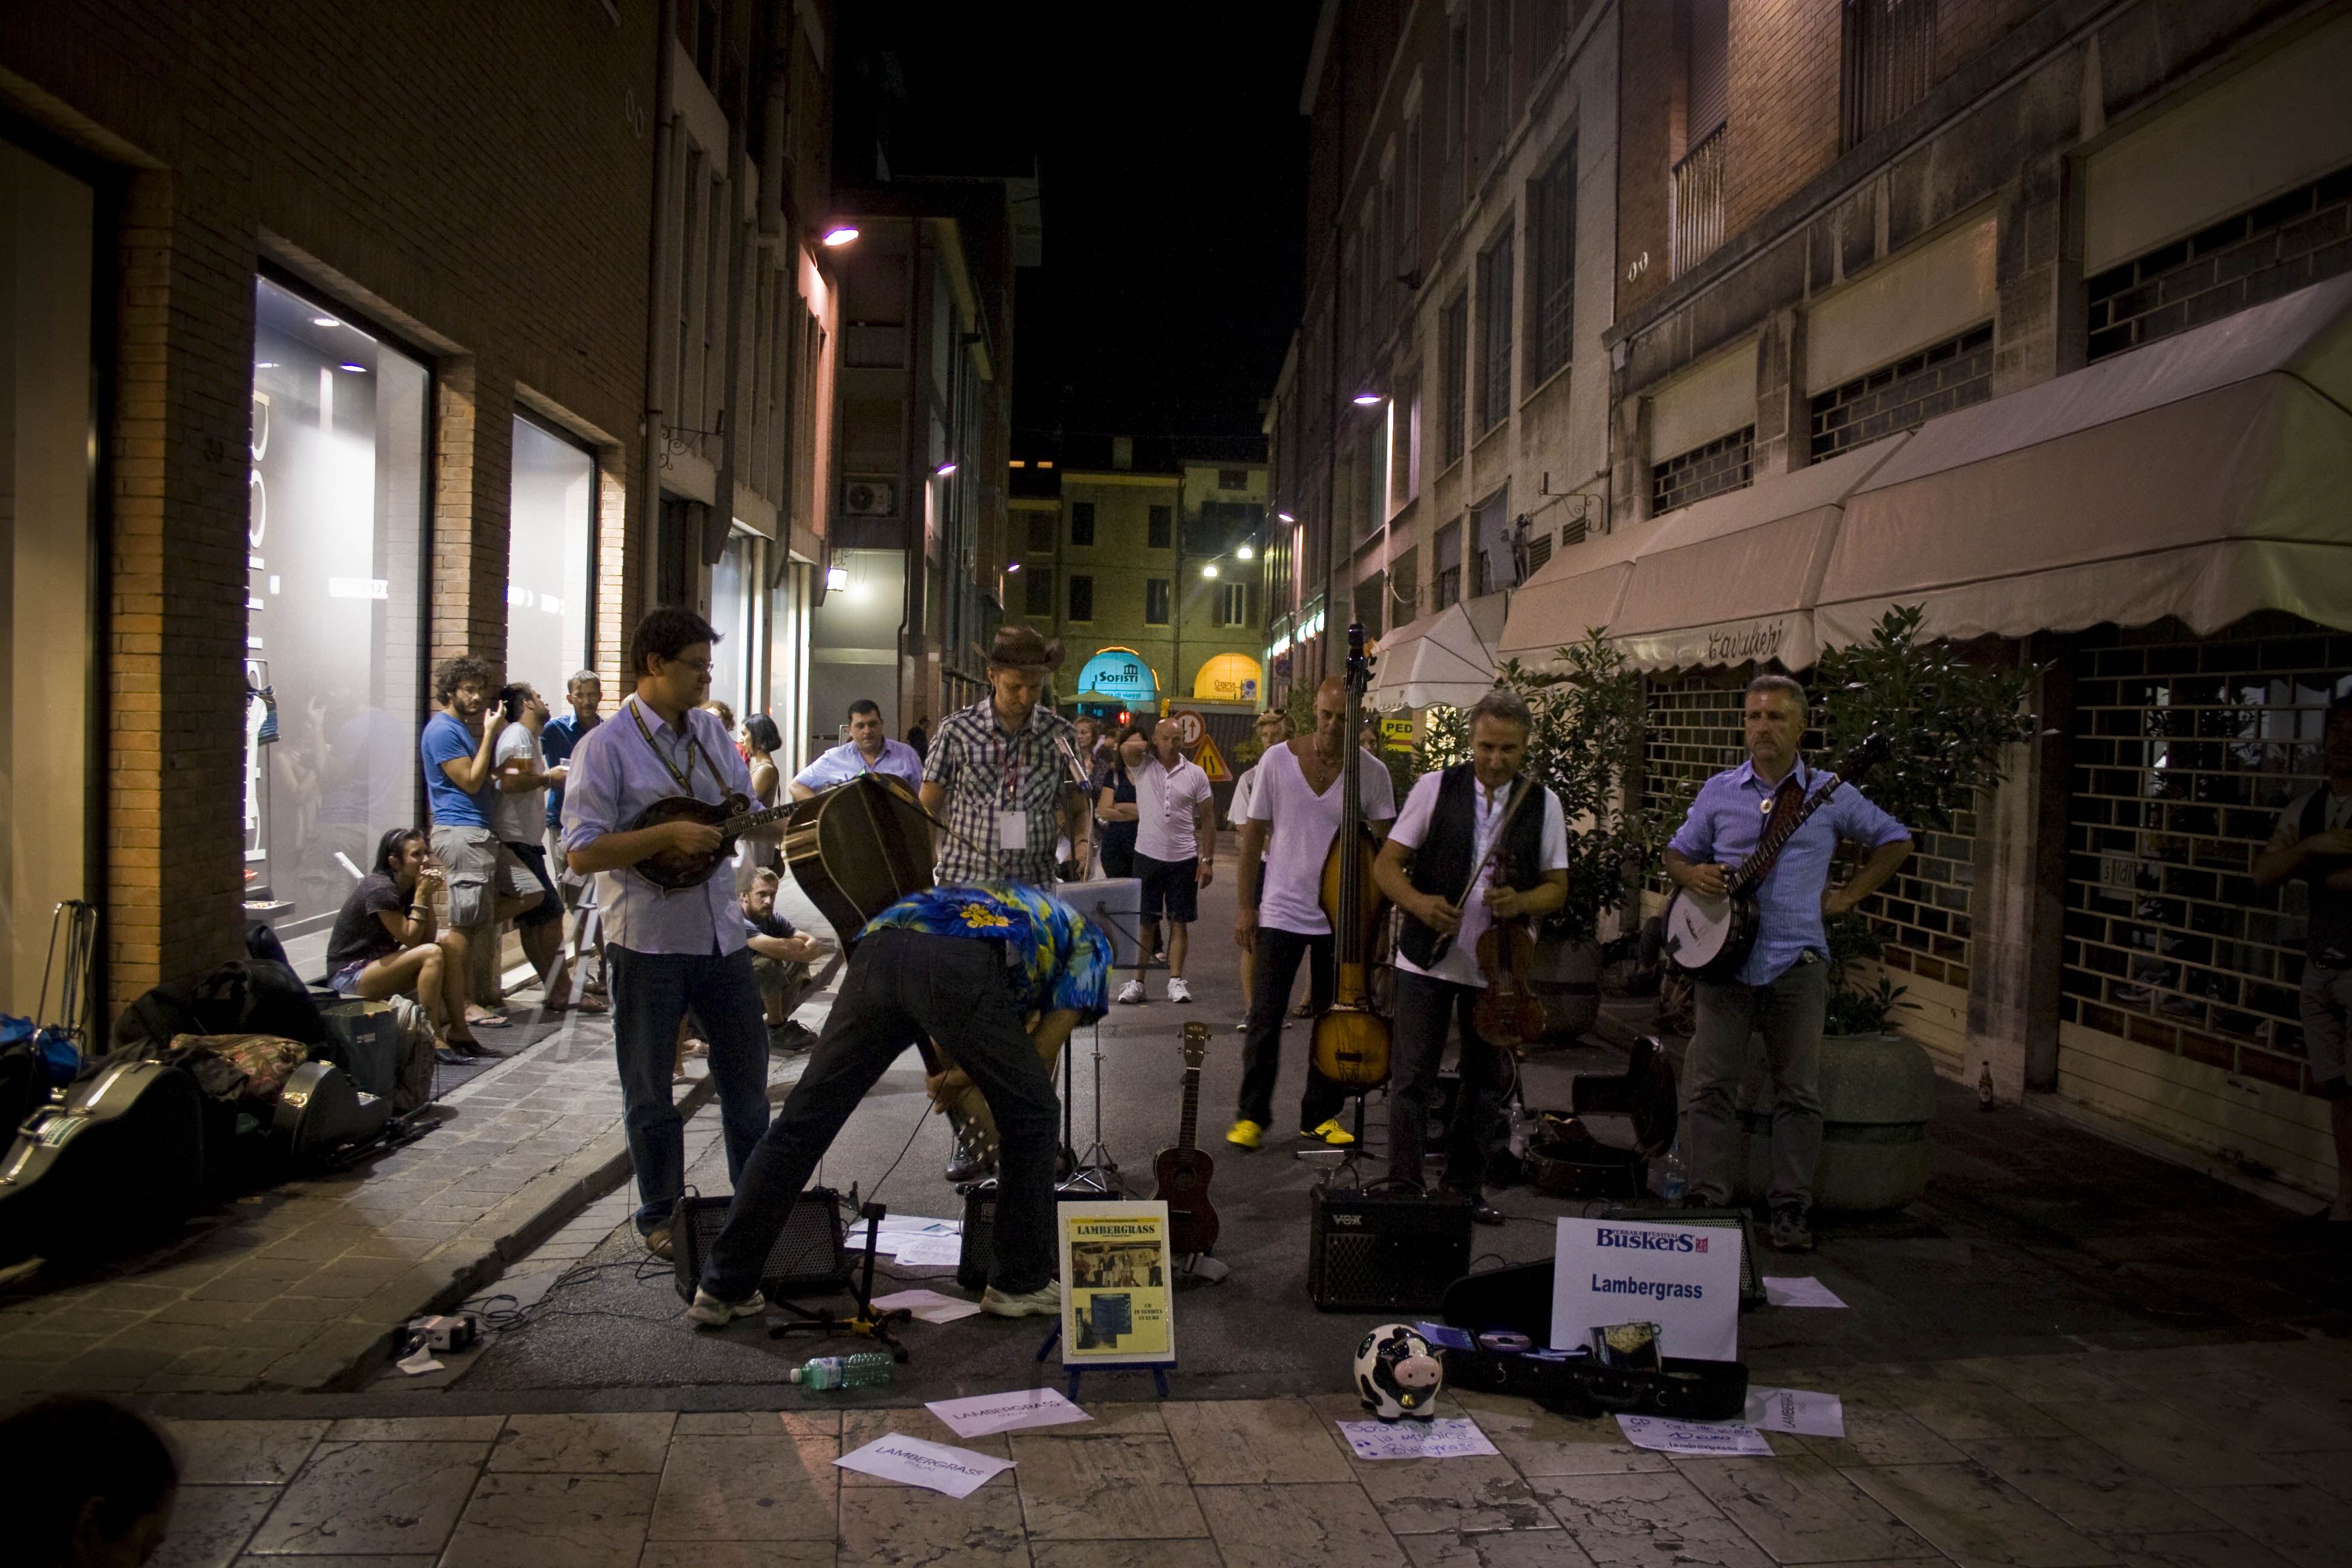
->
xmin=1726 ymin=603 xmax=2039 ymax=1210
xmin=1413 ymin=631 xmax=1662 ymax=1040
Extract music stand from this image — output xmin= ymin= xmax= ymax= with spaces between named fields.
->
xmin=1057 ymin=878 xmax=1148 ymax=1197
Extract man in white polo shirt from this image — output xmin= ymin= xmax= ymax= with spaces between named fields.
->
xmin=1117 ymin=716 xmax=1217 ymax=1005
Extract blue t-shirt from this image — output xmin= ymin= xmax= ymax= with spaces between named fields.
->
xmin=541 ymin=713 xmax=600 ymax=827
xmin=420 ymin=711 xmax=490 ymax=828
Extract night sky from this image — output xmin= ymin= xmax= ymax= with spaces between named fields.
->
xmin=851 ymin=2 xmax=1320 ymax=456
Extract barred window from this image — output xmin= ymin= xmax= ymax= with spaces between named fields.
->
xmin=1440 ymin=289 xmax=1470 ymax=468
xmin=2087 ymin=166 xmax=2352 ymax=362
xmin=1476 ymin=226 xmax=1515 ymax=434
xmin=1434 ymin=520 xmax=1463 ymax=610
xmin=1842 ymin=0 xmax=1936 ymax=150
xmin=1650 ymin=426 xmax=1753 ymax=515
xmin=1528 ymin=137 xmax=1578 ymax=389
xmin=1808 ymin=323 xmax=1993 ymax=460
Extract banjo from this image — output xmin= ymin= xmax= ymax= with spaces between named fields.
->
xmin=1662 ymin=734 xmax=1887 ymax=981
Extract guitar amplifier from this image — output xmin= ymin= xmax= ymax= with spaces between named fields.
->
xmin=958 ymin=1180 xmax=1124 ymax=1293
xmin=1308 ymin=1183 xmax=1474 ymax=1313
xmin=670 ymin=1186 xmax=851 ymax=1305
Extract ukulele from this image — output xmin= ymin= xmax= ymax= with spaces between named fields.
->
xmin=1472 ymin=850 xmax=1547 ymax=1050
xmin=625 ymin=791 xmax=795 ymax=889
xmin=1152 ymin=1022 xmax=1220 ymax=1256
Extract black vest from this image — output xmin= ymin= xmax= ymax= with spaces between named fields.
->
xmin=1396 ymin=764 xmax=1552 ymax=970
xmin=2301 ymin=789 xmax=2352 ymax=969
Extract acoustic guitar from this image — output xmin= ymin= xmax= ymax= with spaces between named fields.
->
xmin=1662 ymin=734 xmax=1888 ymax=980
xmin=1152 ymin=1022 xmax=1219 ymax=1256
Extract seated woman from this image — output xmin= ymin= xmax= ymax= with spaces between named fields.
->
xmin=325 ymin=827 xmax=480 ymax=1056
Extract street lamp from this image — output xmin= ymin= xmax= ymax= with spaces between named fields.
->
xmin=935 ymin=460 xmax=956 ymax=477
xmin=822 ymin=224 xmax=860 ymax=246
xmin=1353 ymin=390 xmax=1383 ymax=406
xmin=1202 ymin=563 xmax=1220 ymax=579
xmin=1236 ymin=543 xmax=1254 ymax=560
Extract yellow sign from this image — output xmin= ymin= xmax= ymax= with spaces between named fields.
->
xmin=1057 ymin=1201 xmax=1175 ymax=1366
xmin=1192 ymin=733 xmax=1230 ymax=782
xmin=1380 ymin=717 xmax=1415 ymax=745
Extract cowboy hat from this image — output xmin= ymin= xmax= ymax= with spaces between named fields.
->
xmin=985 ymin=624 xmax=1064 ymax=671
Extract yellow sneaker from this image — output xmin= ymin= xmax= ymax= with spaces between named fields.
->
xmin=1224 ymin=1119 xmax=1264 ymax=1149
xmin=1301 ymin=1119 xmax=1356 ymax=1146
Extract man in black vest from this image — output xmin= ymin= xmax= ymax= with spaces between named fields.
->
xmin=1374 ymin=689 xmax=1569 ymax=1224
xmin=2254 ymin=691 xmax=2352 ymax=1221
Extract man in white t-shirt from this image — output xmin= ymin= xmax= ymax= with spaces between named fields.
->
xmin=492 ymin=685 xmax=592 ymax=1010
xmin=1228 ymin=708 xmax=1293 ymax=1028
xmin=1229 ymin=676 xmax=1396 ymax=1149
xmin=1374 ymin=689 xmax=1569 ymax=1224
xmin=1117 ymin=717 xmax=1217 ymax=1005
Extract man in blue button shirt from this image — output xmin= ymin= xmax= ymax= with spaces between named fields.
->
xmin=1664 ymin=674 xmax=1911 ymax=1252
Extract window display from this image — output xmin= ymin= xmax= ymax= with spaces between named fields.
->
xmin=507 ymin=416 xmax=596 ymax=696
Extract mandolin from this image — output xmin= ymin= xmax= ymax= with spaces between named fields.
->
xmin=1472 ymin=850 xmax=1547 ymax=1050
xmin=1152 ymin=1022 xmax=1220 ymax=1256
xmin=1312 ymin=622 xmax=1391 ymax=1088
xmin=627 ymin=791 xmax=795 ymax=890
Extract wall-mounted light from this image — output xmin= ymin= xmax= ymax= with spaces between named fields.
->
xmin=822 ymin=225 xmax=860 ymax=247
xmin=935 ymin=461 xmax=957 ymax=477
xmin=1237 ymin=544 xmax=1255 ymax=560
xmin=1276 ymin=511 xmax=1296 ymax=523
xmin=338 ymin=363 xmax=368 ymax=373
xmin=312 ymin=316 xmax=341 ymax=328
xmin=1353 ymin=391 xmax=1383 ymax=406
xmin=1202 ymin=563 xmax=1220 ymax=579
xmin=1005 ymin=561 xmax=1022 ymax=573
xmin=826 ymin=565 xmax=850 ymax=592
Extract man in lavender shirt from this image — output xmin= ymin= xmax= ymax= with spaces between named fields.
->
xmin=1664 ymin=673 xmax=1910 ymax=1253
xmin=561 ymin=607 xmax=773 ymax=1259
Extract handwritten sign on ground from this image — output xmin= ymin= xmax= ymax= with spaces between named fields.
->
xmin=926 ymin=1388 xmax=1093 ymax=1439
xmin=1762 ymin=1276 xmax=1848 ymax=1308
xmin=834 ymin=1433 xmax=1015 ymax=1498
xmin=1335 ymin=1419 xmax=1501 ymax=1462
xmin=1614 ymin=1414 xmax=1774 ymax=1456
xmin=1552 ymin=1217 xmax=1742 ymax=1362
xmin=1745 ymin=1387 xmax=1845 ymax=1437
xmin=869 ymin=1289 xmax=982 ymax=1324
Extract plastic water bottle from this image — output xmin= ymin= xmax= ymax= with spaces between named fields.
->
xmin=1658 ymin=1140 xmax=1689 ymax=1204
xmin=790 ymin=1351 xmax=895 ymax=1390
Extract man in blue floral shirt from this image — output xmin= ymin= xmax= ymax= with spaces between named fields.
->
xmin=688 ymin=881 xmax=1110 ymax=1324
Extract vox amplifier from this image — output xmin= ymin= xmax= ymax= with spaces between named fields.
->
xmin=1307 ymin=1182 xmax=1473 ymax=1313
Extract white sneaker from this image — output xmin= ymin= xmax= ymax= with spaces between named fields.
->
xmin=1117 ymin=979 xmax=1147 ymax=1005
xmin=980 ymin=1279 xmax=1062 ymax=1318
xmin=1167 ymin=977 xmax=1192 ymax=1004
xmin=685 ymin=1287 xmax=766 ymax=1326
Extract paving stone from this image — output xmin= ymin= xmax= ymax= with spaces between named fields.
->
xmin=162 ymin=1418 xmax=330 ymax=1485
xmin=1672 ymin=1454 xmax=1938 ymax=1563
xmin=2175 ymin=1481 xmax=2352 ymax=1568
xmin=839 ymin=1479 xmax=1028 ymax=1563
xmin=1854 ymin=1375 xmax=2074 ymax=1443
xmin=245 ymin=1440 xmax=489 ymax=1555
xmin=1958 ymin=1436 xmax=2230 ymax=1535
xmin=1400 ymin=1532 xmax=1592 ymax=1568
xmin=2035 ymin=1397 xmax=2289 ymax=1489
xmin=645 ymin=1434 xmax=838 ymax=1541
xmin=439 ymin=1471 xmax=657 ymax=1568
xmin=634 ymin=1543 xmax=834 ymax=1567
xmin=229 ymin=1558 xmax=436 ymax=1567
xmin=1527 ymin=1470 xmax=1771 ymax=1567
xmin=2085 ymin=1529 xmax=2296 ymax=1567
xmin=1840 ymin=1462 xmax=2115 ymax=1568
xmin=1011 ymin=1430 xmax=1206 ymax=1539
xmin=1033 ymin=1541 xmax=1229 ymax=1568
xmin=1453 ymin=1391 xmax=1676 ymax=1477
xmin=488 ymin=1411 xmax=676 ymax=1472
xmin=325 ymin=1416 xmax=507 ymax=1442
xmin=1163 ymin=1397 xmax=1353 ymax=1484
xmin=1194 ymin=1480 xmax=1410 ymax=1568
xmin=149 ymin=1484 xmax=278 ymax=1568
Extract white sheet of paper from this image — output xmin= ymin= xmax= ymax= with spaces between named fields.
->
xmin=1336 ymin=1418 xmax=1501 ymax=1462
xmin=1762 ymin=1276 xmax=1849 ymax=1308
xmin=926 ymin=1388 xmax=1093 ymax=1439
xmin=395 ymin=1346 xmax=443 ymax=1376
xmin=1615 ymin=1414 xmax=1774 ymax=1456
xmin=870 ymin=1288 xmax=984 ymax=1324
xmin=847 ymin=1217 xmax=959 ymax=1244
xmin=1745 ymin=1387 xmax=1845 ymax=1437
xmin=835 ymin=1433 xmax=1015 ymax=1498
xmin=891 ymin=1234 xmax=967 ymax=1268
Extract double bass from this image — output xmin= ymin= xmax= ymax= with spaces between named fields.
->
xmin=1311 ymin=623 xmax=1391 ymax=1089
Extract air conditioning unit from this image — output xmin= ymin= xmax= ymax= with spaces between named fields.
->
xmin=842 ymin=478 xmax=897 ymax=517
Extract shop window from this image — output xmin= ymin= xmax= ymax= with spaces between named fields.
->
xmin=710 ymin=531 xmax=764 ymax=722
xmin=247 ymin=276 xmax=430 ymax=935
xmin=507 ymin=417 xmax=596 ymax=697
xmin=0 ymin=142 xmax=96 ymax=1009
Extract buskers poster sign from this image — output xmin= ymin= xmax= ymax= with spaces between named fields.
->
xmin=1551 ymin=1217 xmax=1742 ymax=1362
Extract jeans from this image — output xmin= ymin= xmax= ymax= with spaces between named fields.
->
xmin=1682 ymin=955 xmax=1828 ymax=1210
xmin=1388 ymin=969 xmax=1506 ymax=1197
xmin=703 ymin=929 xmax=1061 ymax=1298
xmin=1236 ymin=926 xmax=1347 ymax=1132
xmin=607 ymin=944 xmax=773 ymax=1234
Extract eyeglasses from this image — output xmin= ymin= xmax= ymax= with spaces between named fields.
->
xmin=668 ymin=657 xmax=713 ymax=674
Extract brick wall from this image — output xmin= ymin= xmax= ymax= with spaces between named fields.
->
xmin=1616 ymin=0 xmax=1681 ymax=318
xmin=1 ymin=0 xmax=667 ymax=1009
xmin=1723 ymin=0 xmax=1845 ymax=241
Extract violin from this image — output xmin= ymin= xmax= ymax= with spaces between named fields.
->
xmin=1472 ymin=849 xmax=1546 ymax=1050
xmin=1312 ymin=622 xmax=1391 ymax=1089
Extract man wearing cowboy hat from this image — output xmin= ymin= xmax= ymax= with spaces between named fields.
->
xmin=920 ymin=624 xmax=1094 ymax=889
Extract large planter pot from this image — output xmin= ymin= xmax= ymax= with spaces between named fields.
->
xmin=1730 ymin=1031 xmax=1936 ymax=1213
xmin=1530 ymin=936 xmax=1602 ymax=1045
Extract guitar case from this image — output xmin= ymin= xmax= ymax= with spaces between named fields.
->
xmin=272 ymin=1060 xmax=393 ymax=1165
xmin=0 ymin=1059 xmax=205 ymax=1263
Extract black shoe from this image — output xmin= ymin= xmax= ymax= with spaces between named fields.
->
xmin=767 ymin=1020 xmax=817 ymax=1053
xmin=1768 ymin=1204 xmax=1815 ymax=1252
xmin=1468 ymin=1202 xmax=1506 ymax=1226
xmin=434 ymin=1046 xmax=478 ymax=1066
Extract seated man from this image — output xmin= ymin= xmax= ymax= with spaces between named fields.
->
xmin=742 ymin=867 xmax=831 ymax=1050
xmin=685 ymin=880 xmax=1108 ymax=1326
xmin=325 ymin=827 xmax=482 ymax=1061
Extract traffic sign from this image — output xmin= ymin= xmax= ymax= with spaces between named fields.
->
xmin=1192 ymin=733 xmax=1230 ymax=782
xmin=1170 ymin=709 xmax=1206 ymax=748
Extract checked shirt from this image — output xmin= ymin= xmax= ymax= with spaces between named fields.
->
xmin=923 ymin=695 xmax=1083 ymax=887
